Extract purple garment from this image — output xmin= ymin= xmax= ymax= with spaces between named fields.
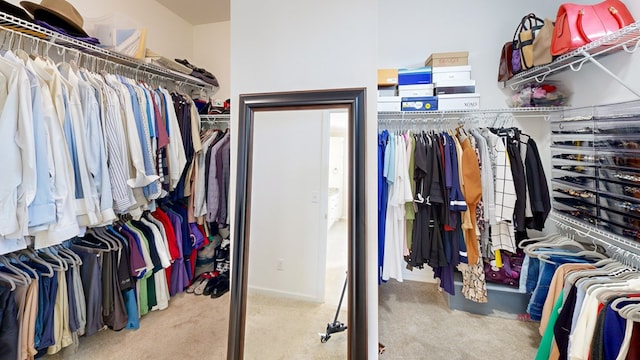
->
xmin=151 ymin=92 xmax=170 ymax=149
xmin=189 ymin=223 xmax=205 ymax=250
xmin=206 ymin=132 xmax=229 ymax=223
xmin=167 ymin=211 xmax=189 ymax=296
xmin=215 ymin=135 xmax=230 ymax=225
xmin=34 ymin=20 xmax=101 ymax=45
xmin=444 ymin=134 xmax=453 ymax=190
xmin=119 ymin=226 xmax=148 ymax=279
xmin=446 ymin=133 xmax=467 ymax=213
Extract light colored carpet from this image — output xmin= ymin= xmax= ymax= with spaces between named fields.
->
xmin=244 ymin=293 xmax=348 ymax=360
xmin=378 ymin=280 xmax=541 ymax=360
xmin=42 ymin=259 xmax=542 ymax=360
xmin=45 ymin=292 xmax=230 ymax=360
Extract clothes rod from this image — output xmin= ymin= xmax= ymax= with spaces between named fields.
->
xmin=550 ymin=212 xmax=640 ymax=258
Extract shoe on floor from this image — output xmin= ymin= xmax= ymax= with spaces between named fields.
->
xmin=211 ymin=275 xmax=229 ymax=298
xmin=203 ymin=276 xmax=221 ymax=296
xmin=186 ymin=274 xmax=207 ymax=294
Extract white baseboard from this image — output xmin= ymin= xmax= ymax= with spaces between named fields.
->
xmin=248 ymin=285 xmax=322 ymax=303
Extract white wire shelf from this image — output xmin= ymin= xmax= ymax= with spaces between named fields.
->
xmin=502 ymin=20 xmax=640 ymax=95
xmin=378 ymin=107 xmax=564 ymax=117
xmin=550 ymin=212 xmax=640 ymax=257
xmin=200 ymin=114 xmax=230 ymax=121
xmin=377 ymin=107 xmax=564 ymax=124
xmin=0 ymin=12 xmax=215 ymax=91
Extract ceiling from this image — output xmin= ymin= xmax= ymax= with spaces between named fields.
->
xmin=155 ymin=0 xmax=230 ymax=25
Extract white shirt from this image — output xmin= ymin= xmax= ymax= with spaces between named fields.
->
xmin=90 ymin=73 xmax=136 ymax=213
xmin=0 ymin=55 xmax=36 ymax=241
xmin=104 ymin=74 xmax=157 ymax=189
xmin=59 ymin=63 xmax=102 ymax=227
xmin=29 ymin=59 xmax=80 ymax=248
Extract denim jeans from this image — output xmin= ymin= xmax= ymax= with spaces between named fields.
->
xmin=527 ymin=254 xmax=591 ymax=321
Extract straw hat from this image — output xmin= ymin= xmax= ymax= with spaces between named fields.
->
xmin=20 ymin=0 xmax=87 ymax=36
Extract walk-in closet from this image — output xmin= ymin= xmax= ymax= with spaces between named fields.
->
xmin=3 ymin=0 xmax=640 ymax=359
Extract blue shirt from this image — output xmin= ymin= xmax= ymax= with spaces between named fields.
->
xmin=122 ymin=81 xmax=158 ymax=199
xmin=24 ymin=66 xmax=56 ymax=228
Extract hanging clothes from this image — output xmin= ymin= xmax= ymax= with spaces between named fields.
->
xmin=377 ymin=122 xmax=550 ymax=303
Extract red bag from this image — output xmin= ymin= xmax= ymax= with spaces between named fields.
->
xmin=550 ymin=0 xmax=635 ymax=56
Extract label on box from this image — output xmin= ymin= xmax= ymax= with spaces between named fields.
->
xmin=432 ymin=65 xmax=472 ymax=82
xmin=437 ymin=93 xmax=480 ymax=110
xmin=398 ymin=84 xmax=434 ymax=97
xmin=378 ymin=69 xmax=398 ymax=86
xmin=401 ymin=96 xmax=438 ymax=111
xmin=435 ymin=80 xmax=476 ymax=95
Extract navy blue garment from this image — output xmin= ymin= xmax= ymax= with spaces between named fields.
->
xmin=603 ymin=299 xmax=635 ymax=360
xmin=66 ymin=267 xmax=80 ymax=333
xmin=74 ymin=249 xmax=104 ymax=337
xmin=378 ymin=130 xmax=389 ymax=284
xmin=37 ymin=268 xmax=59 ymax=352
xmin=0 ymin=285 xmax=19 ymax=360
xmin=168 ymin=204 xmax=194 ymax=281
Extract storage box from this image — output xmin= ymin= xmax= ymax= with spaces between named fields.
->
xmin=432 ymin=65 xmax=472 ymax=83
xmin=401 ymin=96 xmax=438 ymax=111
xmin=435 ymin=80 xmax=476 ymax=95
xmin=378 ymin=85 xmax=397 ymax=97
xmin=378 ymin=96 xmax=401 ymax=112
xmin=85 ymin=13 xmax=146 ymax=58
xmin=378 ymin=69 xmax=398 ymax=86
xmin=398 ymin=84 xmax=434 ymax=97
xmin=437 ymin=93 xmax=480 ymax=110
xmin=398 ymin=67 xmax=432 ymax=85
xmin=425 ymin=51 xmax=469 ymax=67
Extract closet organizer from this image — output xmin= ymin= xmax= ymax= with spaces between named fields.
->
xmin=528 ymin=101 xmax=640 ymax=360
xmin=379 ymin=100 xmax=640 ymax=359
xmin=377 ymin=109 xmax=552 ymax=303
xmin=0 ymin=12 xmax=231 ymax=360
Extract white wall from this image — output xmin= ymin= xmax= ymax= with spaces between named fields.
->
xmin=378 ymin=0 xmax=565 ymax=108
xmin=247 ymin=110 xmax=326 ymax=301
xmin=6 ymin=0 xmax=195 ymax=61
xmin=193 ymin=21 xmax=231 ymax=100
xmin=550 ymin=0 xmax=640 ymax=107
xmin=231 ymin=0 xmax=379 ymax=356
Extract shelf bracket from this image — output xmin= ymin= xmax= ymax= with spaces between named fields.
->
xmin=622 ymin=38 xmax=640 ymax=53
xmin=579 ymin=50 xmax=640 ymax=99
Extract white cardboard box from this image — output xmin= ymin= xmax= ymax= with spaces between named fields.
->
xmin=432 ymin=65 xmax=472 ymax=83
xmin=378 ymin=86 xmax=397 ymax=97
xmin=437 ymin=93 xmax=480 ymax=111
xmin=378 ymin=96 xmax=401 ymax=112
xmin=434 ymin=79 xmax=476 ymax=95
xmin=398 ymin=84 xmax=434 ymax=97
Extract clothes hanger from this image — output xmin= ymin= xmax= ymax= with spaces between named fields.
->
xmin=53 ymin=245 xmax=79 ymax=267
xmin=5 ymin=253 xmax=39 ymax=280
xmin=53 ymin=244 xmax=82 ymax=267
xmin=0 ymin=270 xmax=17 ymax=291
xmin=38 ymin=248 xmax=68 ymax=271
xmin=518 ymin=233 xmax=564 ymax=249
xmin=0 ymin=256 xmax=31 ymax=285
xmin=21 ymin=249 xmax=57 ymax=275
xmin=93 ymin=227 xmax=122 ymax=251
xmin=81 ymin=231 xmax=113 ymax=251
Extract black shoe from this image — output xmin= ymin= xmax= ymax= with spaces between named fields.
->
xmin=211 ymin=275 xmax=229 ymax=298
xmin=202 ymin=276 xmax=220 ymax=296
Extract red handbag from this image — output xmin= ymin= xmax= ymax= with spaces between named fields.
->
xmin=550 ymin=0 xmax=635 ymax=56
